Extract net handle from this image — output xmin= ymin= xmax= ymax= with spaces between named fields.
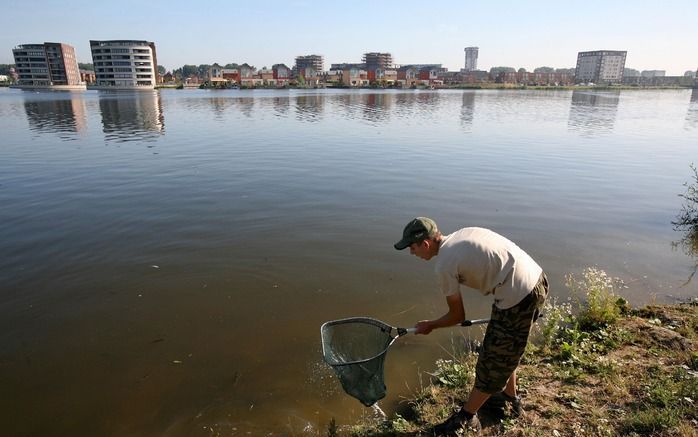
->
xmin=398 ymin=318 xmax=490 ymax=335
xmin=460 ymin=318 xmax=489 ymax=327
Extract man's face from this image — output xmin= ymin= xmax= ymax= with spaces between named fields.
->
xmin=409 ymin=240 xmax=432 ymax=260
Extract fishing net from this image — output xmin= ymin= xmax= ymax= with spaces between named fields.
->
xmin=320 ymin=317 xmax=406 ymax=407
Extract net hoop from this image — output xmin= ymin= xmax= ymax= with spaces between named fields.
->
xmin=320 ymin=317 xmax=400 ymax=367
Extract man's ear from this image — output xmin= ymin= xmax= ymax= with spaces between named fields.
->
xmin=425 ymin=238 xmax=436 ymax=251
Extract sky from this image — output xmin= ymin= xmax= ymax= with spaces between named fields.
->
xmin=1 ymin=0 xmax=696 ymax=76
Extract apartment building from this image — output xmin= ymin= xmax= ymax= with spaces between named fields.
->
xmin=295 ymin=54 xmax=323 ymax=78
xmin=575 ymin=50 xmax=627 ymax=84
xmin=90 ymin=40 xmax=158 ymax=89
xmin=12 ymin=42 xmax=84 ymax=89
xmin=363 ymin=52 xmax=393 ymax=69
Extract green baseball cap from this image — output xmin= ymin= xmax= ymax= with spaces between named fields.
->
xmin=394 ymin=217 xmax=438 ymax=250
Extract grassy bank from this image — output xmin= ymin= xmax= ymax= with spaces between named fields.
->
xmin=339 ymin=268 xmax=698 ymax=437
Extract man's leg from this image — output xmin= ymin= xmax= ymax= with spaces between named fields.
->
xmin=503 ymin=368 xmax=517 ymax=397
xmin=463 ymin=388 xmax=491 ymax=414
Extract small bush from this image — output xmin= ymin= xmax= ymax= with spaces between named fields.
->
xmin=535 ymin=297 xmax=573 ymax=352
xmin=566 ymin=267 xmax=626 ymax=330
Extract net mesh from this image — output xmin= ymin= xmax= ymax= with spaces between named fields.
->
xmin=320 ymin=317 xmax=399 ymax=407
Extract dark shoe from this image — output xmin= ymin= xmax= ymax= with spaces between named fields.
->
xmin=482 ymin=392 xmax=522 ymax=417
xmin=432 ymin=409 xmax=481 ymax=436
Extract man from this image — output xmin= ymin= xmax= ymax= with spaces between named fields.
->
xmin=394 ymin=217 xmax=548 ymax=435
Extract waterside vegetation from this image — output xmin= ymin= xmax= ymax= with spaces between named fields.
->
xmin=341 ymin=268 xmax=698 ymax=437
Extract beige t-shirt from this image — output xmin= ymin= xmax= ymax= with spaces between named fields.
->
xmin=434 ymin=227 xmax=543 ymax=309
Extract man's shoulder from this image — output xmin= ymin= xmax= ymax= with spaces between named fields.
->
xmin=443 ymin=227 xmax=494 ymax=243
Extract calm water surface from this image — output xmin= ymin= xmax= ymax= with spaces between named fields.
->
xmin=1 ymin=88 xmax=697 ymax=436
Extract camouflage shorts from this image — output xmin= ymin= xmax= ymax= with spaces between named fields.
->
xmin=474 ymin=272 xmax=549 ymax=394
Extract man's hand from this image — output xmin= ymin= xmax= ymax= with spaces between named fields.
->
xmin=413 ymin=292 xmax=465 ymax=335
xmin=414 ymin=320 xmax=434 ymax=335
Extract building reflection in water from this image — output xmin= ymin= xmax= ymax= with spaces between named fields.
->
xmin=23 ymin=92 xmax=88 ymax=141
xmin=568 ymin=90 xmax=620 ymax=135
xmin=98 ymin=91 xmax=164 ymax=143
xmin=294 ymin=94 xmax=324 ymax=122
xmin=333 ymin=93 xmax=360 ymax=120
xmin=208 ymin=97 xmax=235 ymax=120
xmin=236 ymin=97 xmax=255 ymax=118
xmin=271 ymin=96 xmax=290 ymax=117
xmin=361 ymin=93 xmax=392 ymax=124
xmin=685 ymin=88 xmax=698 ymax=130
xmin=460 ymin=91 xmax=476 ymax=130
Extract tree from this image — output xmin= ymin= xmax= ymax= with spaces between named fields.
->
xmin=224 ymin=63 xmax=240 ymax=70
xmin=157 ymin=65 xmax=166 ymax=75
xmin=180 ymin=64 xmax=198 ymax=78
xmin=518 ymin=68 xmax=527 ymax=74
xmin=0 ymin=64 xmax=14 ymax=75
xmin=534 ymin=66 xmax=554 ymax=74
xmin=78 ymin=63 xmax=94 ymax=71
xmin=489 ymin=66 xmax=516 ymax=76
xmin=197 ymin=64 xmax=211 ymax=78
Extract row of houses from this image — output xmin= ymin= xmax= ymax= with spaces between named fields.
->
xmin=175 ymin=61 xmax=453 ymax=88
xmin=178 ymin=62 xmax=577 ymax=88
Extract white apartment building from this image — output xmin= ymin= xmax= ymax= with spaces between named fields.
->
xmin=12 ymin=42 xmax=84 ymax=89
xmin=90 ymin=40 xmax=158 ymax=89
xmin=575 ymin=50 xmax=627 ymax=84
xmin=463 ymin=47 xmax=478 ymax=72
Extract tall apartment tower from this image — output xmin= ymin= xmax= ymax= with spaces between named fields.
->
xmin=90 ymin=40 xmax=158 ymax=89
xmin=463 ymin=47 xmax=478 ymax=72
xmin=575 ymin=50 xmax=627 ymax=84
xmin=294 ymin=54 xmax=324 ymax=77
xmin=12 ymin=42 xmax=83 ymax=88
xmin=362 ymin=52 xmax=393 ymax=70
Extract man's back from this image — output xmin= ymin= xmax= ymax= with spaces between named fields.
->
xmin=434 ymin=227 xmax=542 ymax=309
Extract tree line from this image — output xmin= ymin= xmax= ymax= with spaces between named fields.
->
xmin=488 ymin=66 xmax=575 ymax=75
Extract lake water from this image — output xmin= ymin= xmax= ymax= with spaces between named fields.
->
xmin=1 ymin=87 xmax=697 ymax=436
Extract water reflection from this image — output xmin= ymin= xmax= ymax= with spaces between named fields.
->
xmin=568 ymin=90 xmax=620 ymax=135
xmin=98 ymin=91 xmax=164 ymax=143
xmin=685 ymin=88 xmax=698 ymax=130
xmin=460 ymin=91 xmax=476 ymax=129
xmin=361 ymin=93 xmax=391 ymax=124
xmin=272 ymin=96 xmax=290 ymax=117
xmin=208 ymin=97 xmax=235 ymax=120
xmin=294 ymin=94 xmax=324 ymax=122
xmin=23 ymin=93 xmax=87 ymax=140
xmin=236 ymin=97 xmax=255 ymax=118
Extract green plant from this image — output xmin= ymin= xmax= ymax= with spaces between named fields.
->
xmin=429 ymin=357 xmax=475 ymax=389
xmin=566 ymin=267 xmax=626 ymax=330
xmin=535 ymin=297 xmax=573 ymax=352
xmin=673 ymin=164 xmax=698 ymax=232
xmin=621 ymin=366 xmax=698 ymax=433
xmin=390 ymin=415 xmax=410 ymax=433
xmin=672 ymin=164 xmax=698 ymax=284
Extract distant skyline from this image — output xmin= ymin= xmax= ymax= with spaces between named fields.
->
xmin=1 ymin=0 xmax=696 ymax=76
